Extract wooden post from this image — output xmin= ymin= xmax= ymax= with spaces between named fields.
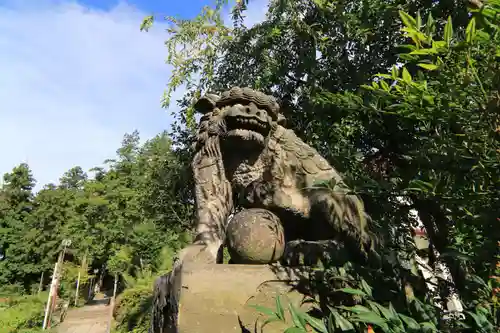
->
xmin=88 ymin=277 xmax=93 ymax=301
xmin=75 ymin=250 xmax=87 ymax=306
xmin=42 ymin=239 xmax=70 ymax=330
xmin=38 ymin=271 xmax=44 ymax=294
xmin=106 ymin=273 xmax=118 ymax=333
xmin=74 ymin=271 xmax=81 ymax=306
xmin=113 ymin=273 xmax=118 ymax=300
xmin=42 ymin=260 xmax=59 ymax=330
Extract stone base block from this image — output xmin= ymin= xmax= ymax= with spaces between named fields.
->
xmin=176 ymin=263 xmax=312 ymax=333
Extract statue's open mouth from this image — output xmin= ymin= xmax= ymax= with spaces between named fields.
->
xmin=224 ymin=116 xmax=269 ymax=142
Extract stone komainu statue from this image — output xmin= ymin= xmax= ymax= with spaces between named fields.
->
xmin=150 ymin=87 xmax=375 ymax=333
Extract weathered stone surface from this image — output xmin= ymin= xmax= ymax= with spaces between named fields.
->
xmin=226 ymin=208 xmax=285 ymax=264
xmin=186 ymin=86 xmax=375 ymax=267
xmin=175 ymin=263 xmax=313 ymax=333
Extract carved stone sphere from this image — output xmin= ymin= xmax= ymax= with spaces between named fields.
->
xmin=226 ymin=208 xmax=285 ymax=264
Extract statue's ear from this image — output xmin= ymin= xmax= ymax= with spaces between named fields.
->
xmin=194 ymin=93 xmax=220 ymax=114
xmin=277 ymin=114 xmax=287 ymax=127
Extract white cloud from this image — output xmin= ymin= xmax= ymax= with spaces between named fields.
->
xmin=240 ymin=0 xmax=270 ymax=27
xmin=0 ymin=1 xmax=175 ymax=190
xmin=0 ymin=0 xmax=268 ymax=191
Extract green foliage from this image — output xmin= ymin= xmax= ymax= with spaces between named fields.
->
xmin=113 ymin=282 xmax=153 ymax=333
xmin=0 ymin=292 xmax=49 ymax=333
xmin=0 ymin=130 xmax=194 ymax=330
xmin=113 ymin=246 xmax=178 ymax=333
xmin=143 ymin=0 xmax=499 ymax=332
xmin=1 ymin=0 xmax=498 ymax=332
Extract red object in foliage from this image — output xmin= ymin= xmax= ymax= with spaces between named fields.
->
xmin=367 ymin=325 xmax=375 ymax=333
xmin=414 ymin=227 xmax=427 ymax=236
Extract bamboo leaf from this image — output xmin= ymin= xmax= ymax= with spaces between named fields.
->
xmin=350 ymin=312 xmax=389 ymax=330
xmin=300 ymin=312 xmax=328 ymax=333
xmin=335 ymin=288 xmax=367 ymax=297
xmin=262 ymin=316 xmax=282 ymax=327
xmin=276 ymin=296 xmax=285 ymax=320
xmin=418 ymin=63 xmax=439 ymax=71
xmin=399 ymin=11 xmax=417 ymax=29
xmin=398 ymin=313 xmax=420 ymax=329
xmin=366 ymin=301 xmax=395 ymax=321
xmin=420 ymin=321 xmax=438 ymax=331
xmin=391 ymin=66 xmax=399 ymax=79
xmin=379 ymin=80 xmax=390 ymax=91
xmin=466 ymin=17 xmax=476 ymax=43
xmin=444 ymin=16 xmax=453 ymax=46
xmin=289 ymin=303 xmax=307 ymax=328
xmin=360 ymin=278 xmax=373 ymax=297
xmin=402 ymin=67 xmax=412 ymax=83
xmin=330 ymin=309 xmax=355 ymax=331
xmin=409 ymin=48 xmax=438 ymax=55
xmin=284 ymin=327 xmax=307 ymax=333
xmin=248 ymin=304 xmax=277 ymax=317
xmin=337 ymin=305 xmax=372 ymax=314
xmin=374 ymin=73 xmax=393 ymax=79
xmin=425 ymin=12 xmax=435 ymax=36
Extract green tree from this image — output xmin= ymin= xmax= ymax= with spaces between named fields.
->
xmin=0 ymin=163 xmax=36 ymax=286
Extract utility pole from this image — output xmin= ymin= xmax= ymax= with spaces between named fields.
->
xmin=42 ymin=239 xmax=71 ymax=330
xmin=74 ymin=249 xmax=88 ymax=306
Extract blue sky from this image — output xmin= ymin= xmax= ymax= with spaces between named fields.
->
xmin=79 ymin=0 xmax=209 ymax=18
xmin=0 ymin=0 xmax=268 ymax=191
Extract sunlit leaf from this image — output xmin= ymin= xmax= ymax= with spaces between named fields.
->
xmin=248 ymin=304 xmax=277 ymax=317
xmin=284 ymin=327 xmax=307 ymax=333
xmin=337 ymin=305 xmax=372 ymax=314
xmin=418 ymin=63 xmax=439 ymax=70
xmin=399 ymin=11 xmax=417 ymax=29
xmin=276 ymin=296 xmax=285 ymax=320
xmin=289 ymin=303 xmax=307 ymax=328
xmin=424 ymin=12 xmax=435 ymax=36
xmin=466 ymin=17 xmax=476 ymax=43
xmin=409 ymin=48 xmax=438 ymax=55
xmin=402 ymin=67 xmax=412 ymax=83
xmin=444 ymin=16 xmax=453 ymax=46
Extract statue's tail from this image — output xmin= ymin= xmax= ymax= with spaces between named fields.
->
xmin=149 ymin=263 xmax=182 ymax=333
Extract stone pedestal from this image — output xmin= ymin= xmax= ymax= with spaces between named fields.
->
xmin=175 ymin=263 xmax=312 ymax=333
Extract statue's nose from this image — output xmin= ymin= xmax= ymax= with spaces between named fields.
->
xmin=243 ymin=104 xmax=262 ymax=118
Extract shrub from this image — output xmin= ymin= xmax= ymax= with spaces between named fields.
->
xmin=0 ymin=292 xmax=49 ymax=333
xmin=113 ymin=282 xmax=153 ymax=333
xmin=112 ymin=246 xmax=178 ymax=333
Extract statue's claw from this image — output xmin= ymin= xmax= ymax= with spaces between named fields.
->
xmin=177 ymin=243 xmax=220 ymax=265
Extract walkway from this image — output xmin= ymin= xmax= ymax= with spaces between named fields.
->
xmin=56 ymin=298 xmax=110 ymax=333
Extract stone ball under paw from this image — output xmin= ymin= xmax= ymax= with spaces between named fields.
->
xmin=226 ymin=208 xmax=285 ymax=264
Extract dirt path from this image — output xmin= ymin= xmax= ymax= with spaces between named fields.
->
xmin=57 ymin=298 xmax=111 ymax=333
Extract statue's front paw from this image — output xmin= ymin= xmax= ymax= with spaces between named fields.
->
xmin=177 ymin=244 xmax=219 ymax=265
